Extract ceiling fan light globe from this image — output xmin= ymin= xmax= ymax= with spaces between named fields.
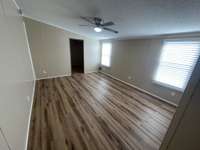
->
xmin=94 ymin=27 xmax=102 ymax=32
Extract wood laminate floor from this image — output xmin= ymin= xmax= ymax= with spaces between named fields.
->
xmin=28 ymin=73 xmax=176 ymax=150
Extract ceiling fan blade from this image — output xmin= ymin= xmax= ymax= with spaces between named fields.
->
xmin=101 ymin=21 xmax=114 ymax=26
xmin=80 ymin=16 xmax=94 ymax=24
xmin=103 ymin=27 xmax=118 ymax=34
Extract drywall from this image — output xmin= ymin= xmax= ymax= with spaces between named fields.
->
xmin=0 ymin=0 xmax=35 ymax=150
xmin=160 ymin=59 xmax=200 ymax=150
xmin=100 ymin=36 xmax=199 ymax=105
xmin=168 ymin=83 xmax=200 ymax=149
xmin=24 ymin=17 xmax=100 ymax=79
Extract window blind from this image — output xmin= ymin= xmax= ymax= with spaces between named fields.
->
xmin=101 ymin=43 xmax=112 ymax=67
xmin=154 ymin=41 xmax=200 ymax=91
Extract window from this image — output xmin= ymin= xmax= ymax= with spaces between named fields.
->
xmin=154 ymin=40 xmax=200 ymax=91
xmin=101 ymin=43 xmax=112 ymax=67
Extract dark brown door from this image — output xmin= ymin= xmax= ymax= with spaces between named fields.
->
xmin=70 ymin=39 xmax=84 ymax=73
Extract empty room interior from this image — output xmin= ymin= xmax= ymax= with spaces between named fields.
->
xmin=1 ymin=0 xmax=200 ymax=150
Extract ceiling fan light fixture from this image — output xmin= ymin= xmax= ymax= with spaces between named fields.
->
xmin=94 ymin=27 xmax=102 ymax=32
xmin=81 ymin=17 xmax=118 ymax=33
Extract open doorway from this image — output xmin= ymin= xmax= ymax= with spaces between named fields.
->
xmin=70 ymin=39 xmax=84 ymax=74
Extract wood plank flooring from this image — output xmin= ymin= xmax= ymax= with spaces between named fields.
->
xmin=28 ymin=73 xmax=176 ymax=150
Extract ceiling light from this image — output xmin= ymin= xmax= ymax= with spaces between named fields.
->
xmin=94 ymin=27 xmax=102 ymax=32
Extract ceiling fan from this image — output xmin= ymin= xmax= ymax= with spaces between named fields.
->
xmin=80 ymin=16 xmax=118 ymax=34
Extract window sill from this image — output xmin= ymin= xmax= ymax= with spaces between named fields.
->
xmin=152 ymin=80 xmax=184 ymax=92
xmin=101 ymin=65 xmax=111 ymax=68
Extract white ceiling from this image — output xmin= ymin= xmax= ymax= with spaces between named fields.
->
xmin=16 ymin=0 xmax=200 ymax=39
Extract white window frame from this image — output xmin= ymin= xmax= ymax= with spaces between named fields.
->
xmin=153 ymin=39 xmax=200 ymax=92
xmin=101 ymin=43 xmax=112 ymax=67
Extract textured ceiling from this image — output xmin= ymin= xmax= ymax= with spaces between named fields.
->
xmin=16 ymin=0 xmax=200 ymax=39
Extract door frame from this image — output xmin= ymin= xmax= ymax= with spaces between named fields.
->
xmin=69 ymin=38 xmax=85 ymax=74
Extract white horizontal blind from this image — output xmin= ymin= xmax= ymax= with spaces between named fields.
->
xmin=101 ymin=43 xmax=112 ymax=67
xmin=154 ymin=41 xmax=200 ymax=91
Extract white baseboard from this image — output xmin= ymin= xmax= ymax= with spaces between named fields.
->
xmin=36 ymin=74 xmax=71 ymax=81
xmin=100 ymin=71 xmax=178 ymax=107
xmin=84 ymin=70 xmax=98 ymax=74
xmin=36 ymin=71 xmax=98 ymax=80
xmin=25 ymin=80 xmax=36 ymax=150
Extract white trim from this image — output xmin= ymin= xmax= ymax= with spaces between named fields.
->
xmin=12 ymin=0 xmax=20 ymax=10
xmin=23 ymin=22 xmax=36 ymax=80
xmin=37 ymin=71 xmax=98 ymax=80
xmin=101 ymin=32 xmax=200 ymax=41
xmin=23 ymin=15 xmax=98 ymax=40
xmin=84 ymin=70 xmax=98 ymax=74
xmin=68 ymin=38 xmax=72 ymax=77
xmin=25 ymin=80 xmax=35 ymax=150
xmin=164 ymin=38 xmax=200 ymax=42
xmin=153 ymin=80 xmax=184 ymax=92
xmin=37 ymin=74 xmax=71 ymax=81
xmin=21 ymin=4 xmax=37 ymax=150
xmin=100 ymin=71 xmax=178 ymax=107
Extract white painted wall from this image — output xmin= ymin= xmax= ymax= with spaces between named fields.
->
xmin=84 ymin=39 xmax=100 ymax=73
xmin=0 ymin=0 xmax=35 ymax=150
xmin=24 ymin=18 xmax=100 ymax=79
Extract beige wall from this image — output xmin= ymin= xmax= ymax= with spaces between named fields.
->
xmin=167 ymin=71 xmax=200 ymax=150
xmin=0 ymin=0 xmax=35 ymax=150
xmin=24 ymin=18 xmax=100 ymax=79
xmin=160 ymin=59 xmax=200 ymax=150
xmin=100 ymin=36 xmax=200 ymax=105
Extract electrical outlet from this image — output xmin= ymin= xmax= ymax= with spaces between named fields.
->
xmin=41 ymin=69 xmax=47 ymax=74
xmin=128 ymin=76 xmax=132 ymax=80
xmin=27 ymin=96 xmax=30 ymax=102
xmin=43 ymin=70 xmax=47 ymax=74
xmin=171 ymin=92 xmax=176 ymax=97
